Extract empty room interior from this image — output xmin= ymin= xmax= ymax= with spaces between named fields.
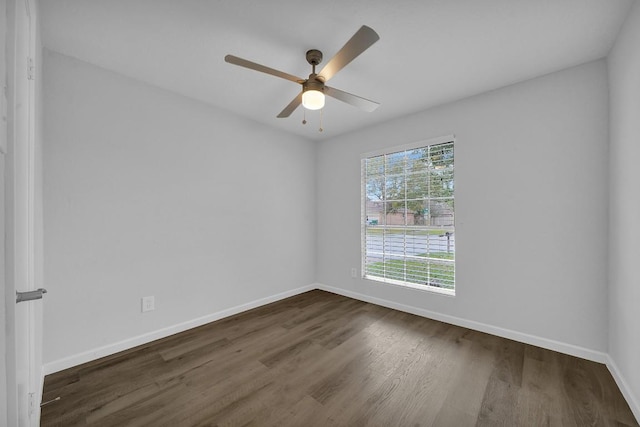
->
xmin=2 ymin=0 xmax=640 ymax=425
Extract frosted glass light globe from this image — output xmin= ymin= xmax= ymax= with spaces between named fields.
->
xmin=302 ymin=90 xmax=325 ymax=110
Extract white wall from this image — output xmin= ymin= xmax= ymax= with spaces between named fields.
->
xmin=317 ymin=60 xmax=610 ymax=358
xmin=608 ymin=0 xmax=640 ymax=419
xmin=42 ymin=50 xmax=316 ymax=367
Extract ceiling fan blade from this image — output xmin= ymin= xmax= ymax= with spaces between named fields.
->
xmin=317 ymin=25 xmax=380 ymax=82
xmin=324 ymin=86 xmax=379 ymax=112
xmin=225 ymin=55 xmax=304 ymax=83
xmin=277 ymin=92 xmax=303 ymax=118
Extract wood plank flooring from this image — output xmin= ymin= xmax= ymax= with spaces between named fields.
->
xmin=40 ymin=290 xmax=638 ymax=426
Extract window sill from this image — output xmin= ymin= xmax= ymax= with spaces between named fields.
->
xmin=364 ymin=275 xmax=456 ymax=297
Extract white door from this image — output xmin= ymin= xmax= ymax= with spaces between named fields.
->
xmin=4 ymin=0 xmax=43 ymax=425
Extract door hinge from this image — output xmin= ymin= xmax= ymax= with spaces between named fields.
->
xmin=27 ymin=57 xmax=35 ymax=81
xmin=28 ymin=392 xmax=36 ymax=415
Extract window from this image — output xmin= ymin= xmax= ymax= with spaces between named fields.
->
xmin=361 ymin=136 xmax=455 ymax=294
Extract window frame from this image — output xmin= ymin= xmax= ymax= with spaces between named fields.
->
xmin=361 ymin=135 xmax=456 ymax=296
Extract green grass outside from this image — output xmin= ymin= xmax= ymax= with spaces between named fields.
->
xmin=366 ymin=252 xmax=454 ymax=290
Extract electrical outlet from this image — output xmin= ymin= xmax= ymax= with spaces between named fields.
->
xmin=351 ymin=268 xmax=358 ymax=278
xmin=141 ymin=296 xmax=155 ymax=313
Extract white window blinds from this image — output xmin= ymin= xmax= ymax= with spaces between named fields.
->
xmin=362 ymin=138 xmax=455 ymax=294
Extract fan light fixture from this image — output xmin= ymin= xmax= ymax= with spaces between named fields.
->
xmin=302 ymin=89 xmax=325 ymax=110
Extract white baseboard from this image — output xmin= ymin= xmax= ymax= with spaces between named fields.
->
xmin=315 ymin=283 xmax=608 ymax=364
xmin=606 ymin=355 xmax=640 ymax=424
xmin=42 ymin=284 xmax=316 ymax=375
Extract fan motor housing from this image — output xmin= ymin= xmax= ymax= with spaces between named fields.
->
xmin=303 ymin=78 xmax=324 ymax=92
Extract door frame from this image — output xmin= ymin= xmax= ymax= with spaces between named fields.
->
xmin=3 ymin=0 xmax=42 ymax=425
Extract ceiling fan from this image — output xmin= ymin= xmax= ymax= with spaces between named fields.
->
xmin=224 ymin=25 xmax=380 ymax=118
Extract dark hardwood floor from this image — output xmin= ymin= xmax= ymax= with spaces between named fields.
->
xmin=41 ymin=290 xmax=638 ymax=426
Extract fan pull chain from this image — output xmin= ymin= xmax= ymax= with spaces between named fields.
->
xmin=302 ymin=109 xmax=307 ymax=125
xmin=319 ymin=108 xmax=323 ymax=132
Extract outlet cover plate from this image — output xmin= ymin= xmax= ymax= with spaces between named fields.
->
xmin=142 ymin=296 xmax=155 ymax=312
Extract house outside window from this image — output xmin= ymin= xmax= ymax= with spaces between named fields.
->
xmin=361 ymin=136 xmax=455 ymax=295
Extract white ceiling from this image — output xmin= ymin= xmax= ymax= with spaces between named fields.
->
xmin=39 ymin=0 xmax=633 ymax=141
